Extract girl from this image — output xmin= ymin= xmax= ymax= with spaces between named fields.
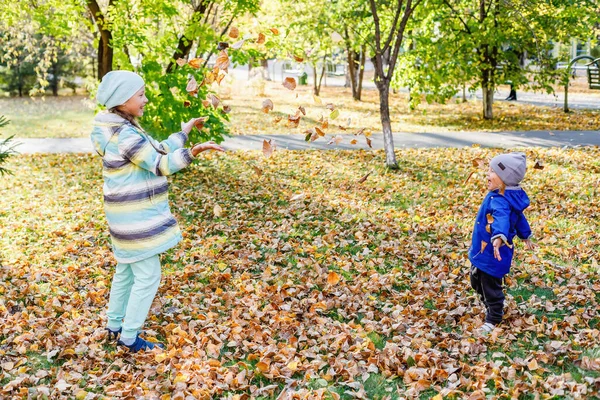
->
xmin=91 ymin=70 xmax=224 ymax=352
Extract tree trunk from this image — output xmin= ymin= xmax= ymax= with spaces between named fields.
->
xmin=261 ymin=58 xmax=270 ymax=80
xmin=481 ymin=68 xmax=494 ymax=119
xmin=312 ymin=62 xmax=326 ymax=96
xmin=376 ymin=81 xmax=398 ymax=169
xmin=356 ymin=46 xmax=365 ymax=101
xmin=165 ymin=2 xmax=211 ymax=73
xmin=87 ymin=0 xmax=114 ymax=80
xmin=347 ymin=49 xmax=356 ymax=92
xmin=51 ymin=62 xmax=59 ymax=96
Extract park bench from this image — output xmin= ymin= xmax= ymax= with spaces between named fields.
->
xmin=586 ymin=58 xmax=600 ymax=90
xmin=325 ymin=62 xmax=345 ymax=77
xmin=281 ymin=61 xmax=304 ymax=76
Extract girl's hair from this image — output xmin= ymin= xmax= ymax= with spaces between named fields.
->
xmin=109 ymin=107 xmax=144 ymax=131
xmin=498 ymin=181 xmax=506 ymax=195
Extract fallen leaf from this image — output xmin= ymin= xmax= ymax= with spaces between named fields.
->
xmin=283 ymin=77 xmax=297 ymax=90
xmin=290 ymin=193 xmax=305 ymax=201
xmin=350 ymin=139 xmax=357 ymax=145
xmin=534 ymin=160 xmax=544 ymax=170
xmin=262 ymin=99 xmax=274 ymax=113
xmin=263 ymin=139 xmax=275 ymax=157
xmin=214 ymin=204 xmax=223 ymax=217
xmin=357 ymin=171 xmax=372 ymax=184
xmin=327 ymin=271 xmax=341 ymax=285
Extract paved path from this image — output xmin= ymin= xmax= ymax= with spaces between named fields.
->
xmin=13 ymin=130 xmax=600 ymax=154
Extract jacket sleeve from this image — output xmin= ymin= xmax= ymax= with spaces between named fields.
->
xmin=118 ymin=127 xmax=194 ymax=176
xmin=149 ymin=130 xmax=188 ymax=153
xmin=515 ymin=212 xmax=532 ymax=240
xmin=490 ymin=196 xmax=511 ymax=245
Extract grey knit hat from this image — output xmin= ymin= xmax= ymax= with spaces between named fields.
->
xmin=490 ymin=152 xmax=527 ymax=186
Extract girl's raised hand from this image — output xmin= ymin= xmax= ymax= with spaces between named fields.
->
xmin=192 ymin=141 xmax=225 ymax=157
xmin=181 ymin=117 xmax=206 ymax=135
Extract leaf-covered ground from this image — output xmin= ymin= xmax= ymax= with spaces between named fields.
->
xmin=1 ymin=148 xmax=599 ymax=399
xmin=2 ymin=78 xmax=600 ymax=139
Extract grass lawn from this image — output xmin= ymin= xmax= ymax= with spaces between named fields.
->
xmin=1 ymin=147 xmax=599 ymax=398
xmin=1 ymin=76 xmax=599 ymax=139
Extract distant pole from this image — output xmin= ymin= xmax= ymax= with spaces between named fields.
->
xmin=563 ymin=55 xmax=595 ymax=113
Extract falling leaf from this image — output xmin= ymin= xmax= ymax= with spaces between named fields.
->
xmin=549 ymin=131 xmax=555 ymax=136
xmin=202 ymin=99 xmax=211 ymax=108
xmin=339 ymin=125 xmax=347 ymax=131
xmin=186 ymin=76 xmax=198 ymax=95
xmin=203 ymin=70 xmax=216 ymax=85
xmin=216 ymin=73 xmax=226 ymax=85
xmin=214 ymin=204 xmax=223 ymax=217
xmin=194 ymin=116 xmax=209 ymax=131
xmin=183 ymin=100 xmax=191 ymax=108
xmin=287 ymin=114 xmax=301 ymax=128
xmin=327 ymin=271 xmax=341 ymax=285
xmin=472 ymin=158 xmax=485 ymax=168
xmin=290 ymin=193 xmax=305 ymax=201
xmin=357 ymin=171 xmax=372 ymax=184
xmin=283 ymin=77 xmax=297 ymax=90
xmin=269 ymin=28 xmax=280 ymax=35
xmin=215 ymin=50 xmax=230 ymax=72
xmin=217 ymin=42 xmax=229 ymax=51
xmin=330 ymin=109 xmax=340 ymax=120
xmin=222 ymin=105 xmax=232 ymax=114
xmin=534 ymin=160 xmax=544 ymax=170
xmin=272 ymin=116 xmax=283 ymax=124
xmin=188 ymin=58 xmax=205 ymax=69
xmin=304 ymin=129 xmax=315 ymax=142
xmin=262 ymin=99 xmax=274 ymax=113
xmin=321 ymin=119 xmax=329 ymax=130
xmin=328 ymin=135 xmax=343 ymax=145
xmin=257 ymin=32 xmax=266 ymax=44
xmin=313 ymin=95 xmax=322 ymax=105
xmin=208 ymin=94 xmax=220 ymax=109
xmin=366 ymin=137 xmax=372 ymax=148
xmin=252 ymin=165 xmax=263 ymax=176
xmin=293 ymin=55 xmax=304 ymax=62
xmin=350 ymin=139 xmax=357 ymax=145
xmin=176 ymin=58 xmax=187 ymax=67
xmin=315 ymin=127 xmax=325 ymax=137
xmin=263 ymin=139 xmax=274 ymax=157
xmin=231 ymin=39 xmax=245 ymax=50
xmin=326 ymin=103 xmax=335 ymax=111
xmin=229 ymin=27 xmax=239 ymax=39
xmin=298 ymin=106 xmax=306 ymax=115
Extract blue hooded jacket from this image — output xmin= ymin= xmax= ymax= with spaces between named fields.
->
xmin=468 ymin=187 xmax=531 ymax=278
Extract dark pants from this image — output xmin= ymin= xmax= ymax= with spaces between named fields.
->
xmin=470 ymin=266 xmax=505 ymax=325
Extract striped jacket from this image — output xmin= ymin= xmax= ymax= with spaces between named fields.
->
xmin=91 ymin=112 xmax=194 ymax=263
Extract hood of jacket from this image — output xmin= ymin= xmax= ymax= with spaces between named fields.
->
xmin=91 ymin=111 xmax=128 ymax=156
xmin=501 ymin=186 xmax=530 ymax=212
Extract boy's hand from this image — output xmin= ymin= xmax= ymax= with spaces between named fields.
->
xmin=522 ymin=239 xmax=535 ymax=250
xmin=191 ymin=141 xmax=225 ymax=157
xmin=492 ymin=237 xmax=503 ymax=261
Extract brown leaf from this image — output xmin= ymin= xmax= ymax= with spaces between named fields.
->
xmin=272 ymin=116 xmax=283 ymax=124
xmin=534 ymin=160 xmax=544 ymax=170
xmin=326 ymin=103 xmax=335 ymax=111
xmin=350 ymin=139 xmax=357 ymax=145
xmin=257 ymin=32 xmax=266 ymax=44
xmin=315 ymin=126 xmax=325 ymax=137
xmin=486 ymin=213 xmax=494 ymax=224
xmin=262 ymin=99 xmax=274 ymax=113
xmin=328 ymin=135 xmax=343 ymax=145
xmin=186 ymin=76 xmax=198 ymax=95
xmin=194 ymin=117 xmax=209 ymax=130
xmin=229 ymin=26 xmax=239 ymax=39
xmin=216 ymin=73 xmax=226 ymax=85
xmin=209 ymin=94 xmax=220 ymax=109
xmin=293 ymin=55 xmax=304 ymax=62
xmin=357 ymin=171 xmax=372 ymax=184
xmin=222 ymin=105 xmax=232 ymax=114
xmin=327 ymin=271 xmax=341 ymax=285
xmin=176 ymin=58 xmax=187 ymax=67
xmin=263 ymin=139 xmax=274 ymax=158
xmin=321 ymin=119 xmax=329 ymax=130
xmin=202 ymin=99 xmax=211 ymax=108
xmin=287 ymin=114 xmax=301 ymax=128
xmin=213 ymin=204 xmax=223 ymax=217
xmin=217 ymin=42 xmax=229 ymax=51
xmin=472 ymin=158 xmax=485 ymax=168
xmin=366 ymin=137 xmax=372 ymax=148
xmin=298 ymin=106 xmax=306 ymax=115
xmin=188 ymin=58 xmax=205 ymax=69
xmin=252 ymin=165 xmax=263 ymax=176
xmin=269 ymin=27 xmax=280 ymax=35
xmin=183 ymin=100 xmax=191 ymax=108
xmin=282 ymin=77 xmax=297 ymax=90
xmin=215 ymin=50 xmax=230 ymax=72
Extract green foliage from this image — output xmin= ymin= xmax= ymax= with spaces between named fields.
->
xmin=138 ymin=61 xmax=228 ymax=144
xmin=0 ymin=116 xmax=16 ymax=176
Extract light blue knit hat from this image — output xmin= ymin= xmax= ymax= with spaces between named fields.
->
xmin=96 ymin=71 xmax=145 ymax=109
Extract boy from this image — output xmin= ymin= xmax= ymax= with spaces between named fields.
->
xmin=469 ymin=153 xmax=534 ymax=335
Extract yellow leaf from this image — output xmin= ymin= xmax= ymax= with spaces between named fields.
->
xmin=256 ymin=361 xmax=269 ymax=373
xmin=527 ymin=359 xmax=539 ymax=370
xmin=327 ymin=271 xmax=341 ymax=285
xmin=486 ymin=213 xmax=494 ymax=224
xmin=155 ymin=352 xmax=167 ymax=362
xmin=287 ymin=361 xmax=299 ymax=371
xmin=480 ymin=240 xmax=488 ymax=253
xmin=313 ymin=95 xmax=322 ymax=105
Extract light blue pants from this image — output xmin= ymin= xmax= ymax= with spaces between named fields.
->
xmin=106 ymin=255 xmax=161 ymax=340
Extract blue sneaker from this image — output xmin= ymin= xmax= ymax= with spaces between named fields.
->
xmin=106 ymin=327 xmax=122 ymax=341
xmin=118 ymin=334 xmax=165 ymax=353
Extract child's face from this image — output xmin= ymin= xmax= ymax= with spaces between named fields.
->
xmin=487 ymin=167 xmax=504 ymax=191
xmin=119 ymin=87 xmax=148 ymax=117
